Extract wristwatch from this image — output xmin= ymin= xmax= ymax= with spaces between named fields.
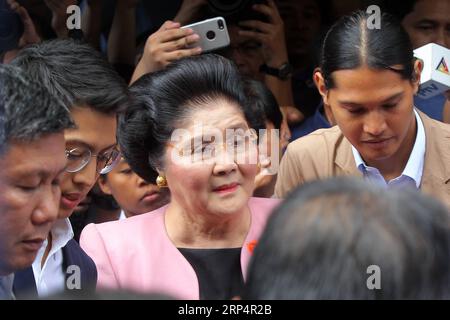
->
xmin=259 ymin=62 xmax=293 ymax=80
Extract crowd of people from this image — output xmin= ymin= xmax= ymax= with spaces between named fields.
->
xmin=0 ymin=0 xmax=449 ymax=300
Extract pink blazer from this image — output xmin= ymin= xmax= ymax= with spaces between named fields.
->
xmin=80 ymin=197 xmax=280 ymax=299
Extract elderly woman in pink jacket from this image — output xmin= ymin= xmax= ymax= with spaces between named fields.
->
xmin=80 ymin=54 xmax=280 ymax=300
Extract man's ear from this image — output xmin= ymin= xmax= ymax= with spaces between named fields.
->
xmin=412 ymin=59 xmax=423 ymax=95
xmin=313 ymin=69 xmax=329 ymax=105
xmin=97 ymin=175 xmax=113 ymax=195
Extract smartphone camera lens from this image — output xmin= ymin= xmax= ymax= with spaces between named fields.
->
xmin=218 ymin=19 xmax=224 ymax=30
xmin=206 ymin=30 xmax=216 ymax=40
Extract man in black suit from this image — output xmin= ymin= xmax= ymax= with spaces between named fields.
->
xmin=12 ymin=39 xmax=128 ymax=298
xmin=0 ymin=64 xmax=73 ymax=300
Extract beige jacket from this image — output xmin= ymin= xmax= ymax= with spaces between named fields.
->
xmin=274 ymin=111 xmax=450 ymax=209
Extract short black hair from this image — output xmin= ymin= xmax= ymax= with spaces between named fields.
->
xmin=244 ymin=177 xmax=450 ymax=299
xmin=12 ymin=39 xmax=128 ymax=114
xmin=380 ymin=0 xmax=418 ymax=21
xmin=244 ymin=78 xmax=282 ymax=132
xmin=118 ymin=54 xmax=254 ymax=183
xmin=0 ymin=64 xmax=74 ymax=155
xmin=320 ymin=10 xmax=415 ymax=89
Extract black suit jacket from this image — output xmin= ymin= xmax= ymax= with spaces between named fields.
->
xmin=13 ymin=239 xmax=97 ymax=299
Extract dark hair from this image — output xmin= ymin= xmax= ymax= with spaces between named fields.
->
xmin=381 ymin=0 xmax=418 ymax=21
xmin=101 ymin=158 xmax=159 ymax=185
xmin=244 ymin=177 xmax=450 ymax=299
xmin=206 ymin=0 xmax=268 ymax=24
xmin=11 ymin=39 xmax=128 ymax=114
xmin=320 ymin=10 xmax=415 ymax=89
xmin=118 ymin=54 xmax=253 ymax=182
xmin=0 ymin=64 xmax=74 ymax=155
xmin=244 ymin=78 xmax=282 ymax=132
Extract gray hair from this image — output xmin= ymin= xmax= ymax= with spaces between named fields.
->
xmin=11 ymin=39 xmax=128 ymax=114
xmin=0 ymin=64 xmax=74 ymax=155
xmin=245 ymin=177 xmax=450 ymax=299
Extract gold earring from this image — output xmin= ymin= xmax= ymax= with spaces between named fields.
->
xmin=156 ymin=175 xmax=168 ymax=188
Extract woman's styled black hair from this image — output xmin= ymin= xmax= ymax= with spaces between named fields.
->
xmin=118 ymin=54 xmax=255 ymax=183
xmin=320 ymin=10 xmax=415 ymax=89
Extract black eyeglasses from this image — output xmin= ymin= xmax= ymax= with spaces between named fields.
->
xmin=65 ymin=146 xmax=121 ymax=174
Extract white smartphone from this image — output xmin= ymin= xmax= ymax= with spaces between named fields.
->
xmin=182 ymin=17 xmax=230 ymax=53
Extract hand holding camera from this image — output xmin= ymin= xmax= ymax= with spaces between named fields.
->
xmin=237 ymin=0 xmax=289 ymax=68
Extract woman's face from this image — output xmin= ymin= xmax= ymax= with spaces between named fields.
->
xmin=317 ymin=66 xmax=419 ymax=167
xmin=162 ymin=99 xmax=258 ymax=218
xmin=98 ymin=158 xmax=170 ymax=218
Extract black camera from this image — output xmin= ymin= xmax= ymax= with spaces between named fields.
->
xmin=207 ymin=0 xmax=268 ymax=24
xmin=0 ymin=3 xmax=24 ymax=53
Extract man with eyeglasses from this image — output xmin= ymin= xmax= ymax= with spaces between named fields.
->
xmin=0 ymin=64 xmax=73 ymax=300
xmin=11 ymin=39 xmax=128 ymax=299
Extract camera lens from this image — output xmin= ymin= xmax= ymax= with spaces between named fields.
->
xmin=206 ymin=30 xmax=216 ymax=40
xmin=218 ymin=19 xmax=224 ymax=30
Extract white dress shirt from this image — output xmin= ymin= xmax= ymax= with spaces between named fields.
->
xmin=118 ymin=210 xmax=127 ymax=220
xmin=0 ymin=274 xmax=15 ymax=300
xmin=352 ymin=109 xmax=426 ymax=189
xmin=32 ymin=218 xmax=74 ymax=297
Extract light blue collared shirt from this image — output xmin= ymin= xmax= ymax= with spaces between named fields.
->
xmin=351 ymin=110 xmax=426 ymax=189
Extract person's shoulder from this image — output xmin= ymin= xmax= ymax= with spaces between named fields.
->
xmin=247 ymin=197 xmax=280 ymax=230
xmin=285 ymin=126 xmax=344 ymax=166
xmin=248 ymin=197 xmax=281 ymax=218
xmin=63 ymin=239 xmax=97 ymax=275
xmin=64 ymin=238 xmax=84 ymax=253
xmin=288 ymin=125 xmax=343 ymax=152
xmin=249 ymin=197 xmax=281 ymax=208
xmin=102 ymin=206 xmax=165 ymax=228
xmin=82 ymin=206 xmax=167 ymax=244
xmin=429 ymin=117 xmax=450 ymax=132
xmin=420 ymin=111 xmax=450 ymax=136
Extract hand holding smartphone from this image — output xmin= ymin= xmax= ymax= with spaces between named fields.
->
xmin=182 ymin=17 xmax=230 ymax=53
